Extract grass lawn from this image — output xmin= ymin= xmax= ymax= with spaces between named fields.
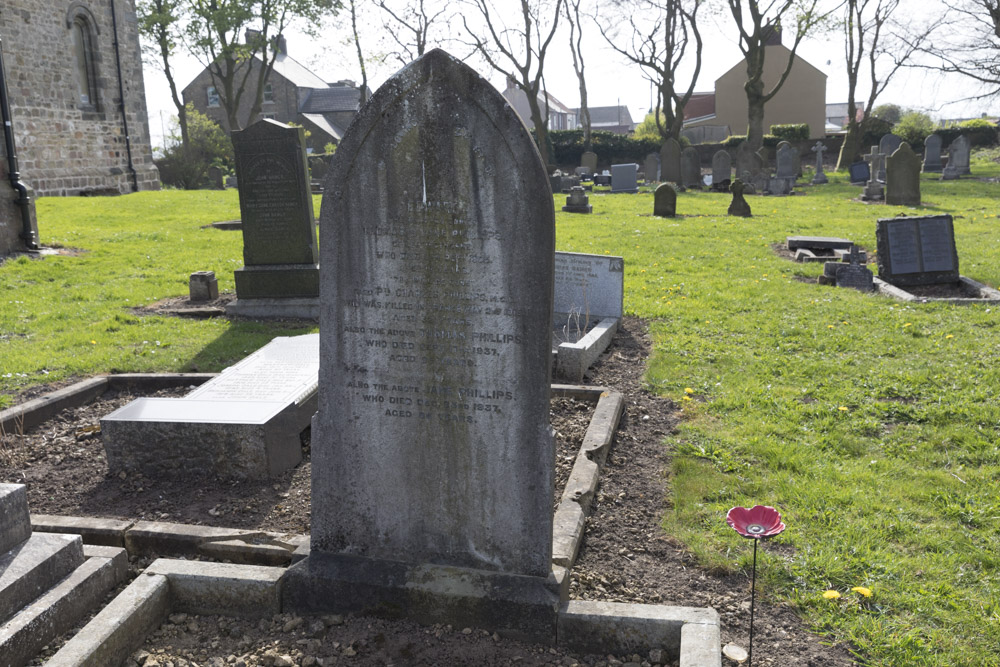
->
xmin=2 ymin=157 xmax=999 ymax=665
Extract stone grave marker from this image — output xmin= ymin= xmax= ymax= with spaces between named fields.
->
xmin=835 ymin=245 xmax=874 ymax=292
xmin=948 ymin=134 xmax=971 ymax=175
xmin=229 ymin=119 xmax=319 ymax=308
xmin=787 ymin=235 xmax=853 ymax=262
xmin=550 ymin=170 xmax=565 ymax=194
xmin=711 ymin=150 xmax=731 ymax=187
xmin=102 ymin=335 xmax=319 ymax=479
xmin=862 ymin=146 xmax=884 ymax=200
xmin=282 ymin=49 xmax=558 ymax=640
xmin=728 ymin=179 xmax=752 ymax=217
xmin=208 ymin=165 xmax=225 ymax=190
xmin=653 ymin=183 xmax=676 ymax=217
xmin=734 ymin=142 xmax=756 ymax=183
xmin=848 ymin=161 xmax=869 ymax=184
xmin=660 ymin=138 xmax=681 ymax=184
xmin=644 ymin=153 xmax=659 ymax=182
xmin=581 ymin=150 xmax=598 ymax=174
xmin=562 ymin=185 xmax=592 ymax=213
xmin=885 ymin=142 xmax=921 ymax=206
xmin=876 ymin=214 xmax=959 ymax=286
xmin=611 ymin=163 xmax=639 ymax=193
xmin=189 ymin=271 xmax=218 ymax=301
xmin=574 ymin=166 xmax=591 ymax=177
xmin=923 ymin=134 xmax=943 ymax=172
xmin=878 ymin=133 xmax=903 ymax=179
xmin=811 ymin=142 xmax=828 ymax=184
xmin=775 ymin=141 xmax=796 ymax=180
xmin=554 ymin=251 xmax=624 ymax=323
xmin=681 ymin=147 xmax=701 ymax=188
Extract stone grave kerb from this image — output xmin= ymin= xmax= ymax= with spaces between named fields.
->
xmin=285 ymin=49 xmax=558 ymax=640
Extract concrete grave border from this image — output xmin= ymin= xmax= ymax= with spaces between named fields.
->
xmin=7 ymin=377 xmax=720 ymax=665
xmin=874 ymin=276 xmax=1000 ymax=304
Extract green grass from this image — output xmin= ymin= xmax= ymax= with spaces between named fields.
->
xmin=556 ymin=159 xmax=1000 ymax=666
xmin=3 ymin=159 xmax=1000 ymax=665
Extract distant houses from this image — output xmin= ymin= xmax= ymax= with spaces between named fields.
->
xmin=501 ymin=78 xmax=635 ymax=135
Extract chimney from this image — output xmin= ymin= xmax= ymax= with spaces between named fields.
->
xmin=761 ymin=20 xmax=782 ymax=46
xmin=506 ymin=76 xmax=518 ymax=91
xmin=245 ymin=28 xmax=261 ymax=45
xmin=275 ymin=35 xmax=287 ymax=55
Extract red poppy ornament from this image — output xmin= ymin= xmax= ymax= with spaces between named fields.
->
xmin=726 ymin=505 xmax=786 ymax=539
xmin=726 ymin=504 xmax=786 ymax=667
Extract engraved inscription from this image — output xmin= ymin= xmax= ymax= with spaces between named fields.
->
xmin=886 ymin=221 xmax=921 ymax=274
xmin=919 ymin=218 xmax=956 ymax=272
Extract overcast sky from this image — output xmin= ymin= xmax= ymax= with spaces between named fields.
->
xmin=141 ymin=0 xmax=999 ymax=149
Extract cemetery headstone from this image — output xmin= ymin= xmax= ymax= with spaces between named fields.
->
xmin=681 ymin=147 xmax=701 ymax=188
xmin=948 ymin=134 xmax=971 ymax=175
xmin=834 ymin=245 xmax=875 ymax=292
xmin=594 ymin=173 xmax=611 ymax=186
xmin=862 ymin=146 xmax=884 ymax=200
xmin=282 ymin=49 xmax=558 ymax=640
xmin=653 ymin=183 xmax=677 ymax=217
xmin=848 ymin=161 xmax=869 ymax=184
xmin=611 ymin=163 xmax=639 ymax=193
xmin=208 ymin=166 xmax=225 ymax=190
xmin=554 ymin=252 xmax=624 ymax=322
xmin=728 ymin=179 xmax=752 ymax=217
xmin=885 ymin=142 xmax=921 ymax=206
xmin=775 ymin=141 xmax=796 ymax=180
xmin=562 ymin=185 xmax=592 ymax=213
xmin=768 ymin=177 xmax=793 ymax=195
xmin=660 ymin=138 xmax=682 ymax=184
xmin=644 ymin=153 xmax=659 ymax=182
xmin=575 ymin=166 xmax=591 ymax=178
xmin=550 ymin=170 xmax=565 ymax=194
xmin=189 ymin=271 xmax=218 ymax=302
xmin=581 ymin=150 xmax=598 ymax=174
xmin=734 ymin=142 xmax=756 ymax=182
xmin=923 ymin=134 xmax=943 ymax=172
xmin=876 ymin=214 xmax=959 ymax=286
xmin=811 ymin=142 xmax=828 ymax=184
xmin=225 ymin=175 xmax=238 ymax=188
xmin=230 ymin=119 xmax=319 ymax=302
xmin=711 ymin=150 xmax=731 ymax=187
xmin=878 ymin=133 xmax=903 ymax=179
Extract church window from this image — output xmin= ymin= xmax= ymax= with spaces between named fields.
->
xmin=71 ymin=17 xmax=97 ymax=108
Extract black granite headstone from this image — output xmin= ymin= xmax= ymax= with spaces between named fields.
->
xmin=849 ymin=162 xmax=870 ymax=184
xmin=876 ymin=215 xmax=959 ymax=286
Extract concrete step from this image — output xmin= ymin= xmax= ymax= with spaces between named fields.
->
xmin=0 ymin=533 xmax=84 ymax=626
xmin=0 ymin=546 xmax=128 ymax=667
xmin=0 ymin=484 xmax=31 ymax=554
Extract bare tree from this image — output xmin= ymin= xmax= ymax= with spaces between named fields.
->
xmin=836 ymin=0 xmax=934 ymax=169
xmin=725 ymin=0 xmax=839 ymax=150
xmin=461 ymin=0 xmax=564 ymax=167
xmin=597 ymin=0 xmax=703 ymax=141
xmin=908 ymin=0 xmax=1000 ymax=101
xmin=565 ymin=0 xmax=592 ymax=150
xmin=378 ymin=0 xmax=448 ymax=65
xmin=347 ymin=0 xmax=370 ymax=104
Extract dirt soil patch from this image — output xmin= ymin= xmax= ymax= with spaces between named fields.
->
xmin=4 ymin=317 xmax=856 ymax=666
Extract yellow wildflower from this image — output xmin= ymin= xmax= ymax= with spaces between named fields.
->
xmin=823 ymin=590 xmax=841 ymax=599
xmin=945 ymin=334 xmax=954 ymax=339
xmin=851 ymin=586 xmax=872 ymax=598
xmin=903 ymin=323 xmax=912 ymax=327
xmin=838 ymin=406 xmax=849 ymax=412
xmin=684 ymin=387 xmax=695 ymax=394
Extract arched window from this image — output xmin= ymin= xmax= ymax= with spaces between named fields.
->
xmin=66 ymin=4 xmax=100 ymax=110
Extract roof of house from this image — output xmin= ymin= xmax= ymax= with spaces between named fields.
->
xmin=585 ymin=105 xmax=634 ymax=127
xmin=268 ymin=52 xmax=328 ymax=89
xmin=300 ymin=113 xmax=347 ymax=141
xmin=682 ymin=93 xmax=715 ymax=122
xmin=299 ymin=86 xmax=364 ymax=113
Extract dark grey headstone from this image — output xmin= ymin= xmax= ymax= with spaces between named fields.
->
xmin=775 ymin=141 xmax=796 ymax=180
xmin=680 ymin=147 xmax=701 ymax=188
xmin=660 ymin=139 xmax=681 ymax=183
xmin=848 ymin=162 xmax=869 ymax=183
xmin=611 ymin=163 xmax=639 ymax=193
xmin=948 ymin=135 xmax=971 ymax=175
xmin=835 ymin=246 xmax=874 ymax=292
xmin=876 ymin=214 xmax=959 ymax=286
xmin=711 ymin=150 xmax=731 ymax=185
xmin=879 ymin=133 xmax=903 ymax=161
xmin=285 ymin=50 xmax=557 ymax=640
xmin=653 ymin=183 xmax=676 ymax=217
xmin=580 ymin=151 xmax=598 ymax=174
xmin=644 ymin=153 xmax=659 ymax=182
xmin=232 ymin=119 xmax=319 ymax=298
xmin=208 ymin=166 xmax=225 ymax=190
xmin=811 ymin=142 xmax=828 ymax=184
xmin=863 ymin=146 xmax=884 ymax=200
xmin=728 ymin=179 xmax=752 ymax=217
xmin=923 ymin=134 xmax=942 ymax=172
xmin=562 ymin=186 xmax=592 ymax=213
xmin=885 ymin=142 xmax=921 ymax=206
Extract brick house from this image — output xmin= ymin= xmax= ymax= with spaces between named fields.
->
xmin=181 ymin=37 xmax=366 ymax=154
xmin=0 ymin=0 xmax=160 ymax=254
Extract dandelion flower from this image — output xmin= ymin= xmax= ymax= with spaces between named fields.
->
xmin=838 ymin=406 xmax=849 ymax=412
xmin=90 ymin=340 xmax=97 ymax=345
xmin=828 ymin=325 xmax=835 ymax=329
xmin=682 ymin=395 xmax=693 ymax=402
xmin=903 ymin=322 xmax=912 ymax=327
xmin=946 ymin=334 xmax=954 ymax=339
xmin=851 ymin=586 xmax=872 ymax=597
xmin=823 ymin=590 xmax=841 ymax=599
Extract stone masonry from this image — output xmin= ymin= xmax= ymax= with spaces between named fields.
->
xmin=0 ymin=0 xmax=160 ymax=196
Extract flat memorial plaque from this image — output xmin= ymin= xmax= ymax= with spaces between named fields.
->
xmin=187 ymin=334 xmax=318 ymax=404
xmin=554 ymin=252 xmax=624 ymax=322
xmin=920 ymin=217 xmax=956 ymax=273
xmin=886 ymin=221 xmax=921 ymax=274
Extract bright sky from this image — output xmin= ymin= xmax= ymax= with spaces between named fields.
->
xmin=141 ymin=0 xmax=999 ymax=149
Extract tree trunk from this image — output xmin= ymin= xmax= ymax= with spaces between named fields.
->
xmin=837 ymin=119 xmax=866 ymax=171
xmin=525 ymin=94 xmax=551 ymax=168
xmin=745 ymin=80 xmax=766 ymax=150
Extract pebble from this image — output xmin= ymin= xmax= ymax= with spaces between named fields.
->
xmin=272 ymin=656 xmax=294 ymax=667
xmin=723 ymin=643 xmax=749 ymax=663
xmin=282 ymin=616 xmax=303 ymax=633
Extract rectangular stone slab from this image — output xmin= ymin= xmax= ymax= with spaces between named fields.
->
xmin=0 ymin=484 xmax=31 ymax=554
xmin=787 ymin=236 xmax=854 ymax=251
xmin=0 ymin=532 xmax=84 ymax=626
xmin=554 ymin=251 xmax=624 ymax=321
xmin=876 ymin=215 xmax=959 ymax=286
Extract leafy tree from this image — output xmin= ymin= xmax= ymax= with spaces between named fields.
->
xmin=870 ymin=102 xmax=903 ymax=124
xmin=155 ymin=104 xmax=234 ymax=189
xmin=137 ymin=0 xmax=190 ymax=149
xmin=895 ymin=110 xmax=936 ymax=147
xmin=597 ymin=0 xmax=703 ymax=142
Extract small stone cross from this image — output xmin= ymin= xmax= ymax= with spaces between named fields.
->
xmin=811 ymin=142 xmax=828 ymax=184
xmin=847 ymin=244 xmax=863 ymax=265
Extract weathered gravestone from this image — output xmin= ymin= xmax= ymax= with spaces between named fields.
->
xmin=811 ymin=142 xmax=828 ymax=184
xmin=562 ymin=185 xmax=592 ymax=213
xmin=550 ymin=170 xmax=566 ymax=194
xmin=644 ymin=153 xmax=659 ymax=182
xmin=734 ymin=142 xmax=757 ymax=183
xmin=728 ymin=179 xmax=752 ymax=217
xmin=775 ymin=141 xmax=797 ymax=180
xmin=282 ymin=49 xmax=558 ymax=640
xmin=611 ymin=163 xmax=639 ymax=193
xmin=862 ymin=146 xmax=884 ymax=200
xmin=580 ymin=150 xmax=598 ymax=174
xmin=834 ymin=246 xmax=874 ymax=292
xmin=876 ymin=214 xmax=959 ymax=287
xmin=948 ymin=134 xmax=971 ymax=175
xmin=712 ymin=150 xmax=731 ymax=186
xmin=878 ymin=133 xmax=903 ymax=180
xmin=189 ymin=270 xmax=218 ymax=301
xmin=885 ymin=142 xmax=921 ymax=206
xmin=848 ymin=161 xmax=870 ymax=184
xmin=653 ymin=183 xmax=676 ymax=217
xmin=228 ymin=120 xmax=319 ymax=316
xmin=208 ymin=165 xmax=225 ymax=190
xmin=681 ymin=147 xmax=701 ymax=188
xmin=923 ymin=134 xmax=943 ymax=172
xmin=660 ymin=138 xmax=682 ymax=184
